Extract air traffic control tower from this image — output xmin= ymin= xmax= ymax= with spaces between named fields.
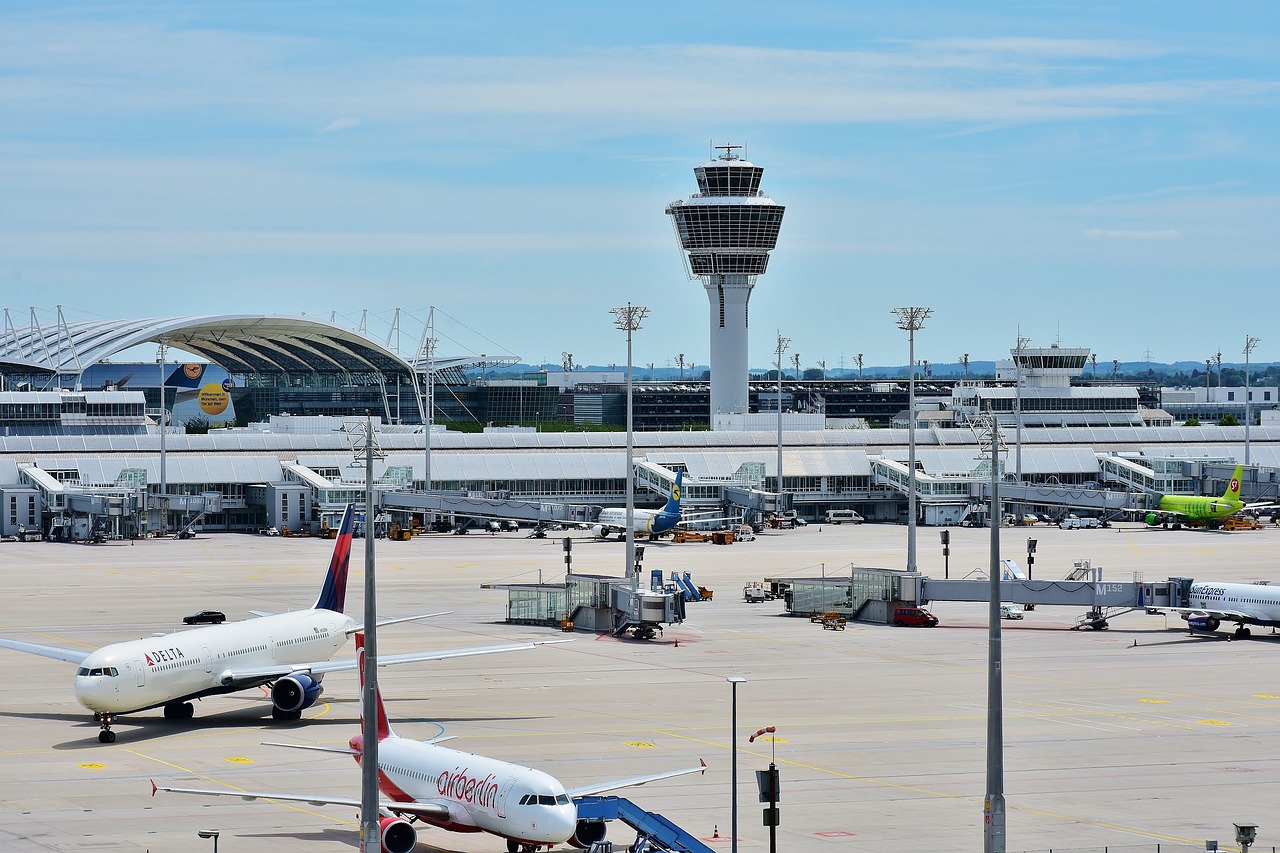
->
xmin=666 ymin=146 xmax=786 ymax=418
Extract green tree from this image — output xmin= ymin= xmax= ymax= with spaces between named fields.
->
xmin=184 ymin=415 xmax=211 ymax=434
xmin=1183 ymin=417 xmax=1200 ymax=426
xmin=1218 ymin=413 xmax=1240 ymax=426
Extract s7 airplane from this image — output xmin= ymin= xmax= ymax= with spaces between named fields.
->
xmin=1142 ymin=465 xmax=1271 ymax=528
xmin=0 ymin=505 xmax=556 ymax=743
xmin=155 ymin=633 xmax=706 ymax=853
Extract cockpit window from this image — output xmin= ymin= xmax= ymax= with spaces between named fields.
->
xmin=77 ymin=667 xmax=118 ymax=677
xmin=556 ymin=794 xmax=570 ymax=805
xmin=538 ymin=795 xmax=556 ymax=805
xmin=519 ymin=794 xmax=533 ymax=805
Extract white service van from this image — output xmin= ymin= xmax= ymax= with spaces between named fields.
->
xmin=1000 ymin=603 xmax=1024 ymax=620
xmin=825 ymin=509 xmax=865 ymax=525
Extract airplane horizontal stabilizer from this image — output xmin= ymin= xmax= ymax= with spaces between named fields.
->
xmin=567 ymin=758 xmax=707 ymax=798
xmin=346 ymin=610 xmax=452 ymax=635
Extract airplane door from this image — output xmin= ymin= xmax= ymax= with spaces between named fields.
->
xmin=495 ymin=777 xmax=517 ymax=819
xmin=203 ymin=646 xmax=212 ymax=674
xmin=133 ymin=658 xmax=145 ymax=687
xmin=270 ymin=637 xmax=276 ymax=662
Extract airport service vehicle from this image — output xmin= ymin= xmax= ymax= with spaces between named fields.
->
xmin=825 ymin=509 xmax=864 ymax=525
xmin=1169 ymin=580 xmax=1280 ymax=638
xmin=1059 ymin=514 xmax=1100 ymax=530
xmin=999 ymin=603 xmax=1024 ymax=620
xmin=593 ymin=471 xmax=683 ymax=539
xmin=891 ymin=606 xmax=938 ymax=627
xmin=0 ymin=505 xmax=553 ymax=744
xmin=182 ymin=610 xmax=226 ymax=625
xmin=155 ymin=634 xmax=705 ymax=853
xmin=1142 ymin=465 xmax=1273 ymax=529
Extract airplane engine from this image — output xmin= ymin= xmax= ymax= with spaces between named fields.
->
xmin=592 ymin=525 xmax=608 ymax=538
xmin=568 ymin=819 xmax=608 ymax=848
xmin=379 ymin=816 xmax=417 ymax=853
xmin=1144 ymin=513 xmax=1160 ymax=526
xmin=271 ymin=673 xmax=324 ymax=714
xmin=1187 ymin=614 xmax=1220 ymax=632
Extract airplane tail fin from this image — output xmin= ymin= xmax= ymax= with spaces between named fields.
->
xmin=355 ymin=633 xmax=393 ymax=741
xmin=1223 ymin=465 xmax=1244 ymax=502
xmin=659 ymin=470 xmax=684 ymax=516
xmin=313 ymin=504 xmax=356 ymax=612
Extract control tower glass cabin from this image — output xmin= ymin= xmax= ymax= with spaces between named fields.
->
xmin=666 ymin=147 xmax=785 ymax=418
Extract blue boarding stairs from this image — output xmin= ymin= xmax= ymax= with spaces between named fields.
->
xmin=575 ymin=795 xmax=716 ymax=853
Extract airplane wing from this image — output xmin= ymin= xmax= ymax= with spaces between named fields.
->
xmin=225 ymin=638 xmax=571 ymax=682
xmin=1164 ymin=606 xmax=1254 ymax=623
xmin=150 ymin=780 xmax=452 ymax=821
xmin=345 ymin=611 xmax=452 ymax=635
xmin=566 ymin=759 xmax=706 ymax=798
xmin=0 ymin=637 xmax=92 ymax=665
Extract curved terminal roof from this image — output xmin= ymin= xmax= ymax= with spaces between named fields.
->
xmin=0 ymin=315 xmax=414 ymax=379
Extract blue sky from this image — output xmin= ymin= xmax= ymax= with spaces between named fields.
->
xmin=2 ymin=2 xmax=1277 ymax=371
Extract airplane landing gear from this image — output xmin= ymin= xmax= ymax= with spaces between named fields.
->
xmin=98 ymin=714 xmax=117 ymax=743
xmin=272 ymin=706 xmax=303 ymax=722
xmin=1235 ymin=626 xmax=1252 ymax=639
xmin=163 ymin=702 xmax=195 ymax=720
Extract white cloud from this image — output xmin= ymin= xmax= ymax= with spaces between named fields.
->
xmin=1083 ymin=229 xmax=1183 ymax=240
xmin=319 ymin=117 xmax=361 ymax=134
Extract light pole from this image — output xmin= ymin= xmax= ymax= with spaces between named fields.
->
xmin=893 ymin=307 xmax=932 ymax=572
xmin=727 ymin=675 xmax=746 ymax=853
xmin=613 ymin=304 xmax=649 ymax=579
xmin=1244 ymin=335 xmax=1260 ymax=466
xmin=351 ymin=411 xmax=386 ymax=853
xmin=978 ymin=415 xmax=1007 ymax=853
xmin=197 ymin=830 xmax=219 ymax=853
xmin=1013 ymin=335 xmax=1030 ymax=523
xmin=417 ymin=308 xmax=438 ymax=495
xmin=775 ymin=332 xmax=791 ymax=504
xmin=156 ymin=338 xmax=170 ymax=537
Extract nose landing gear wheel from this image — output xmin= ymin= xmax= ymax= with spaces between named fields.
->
xmin=97 ymin=714 xmax=117 ymax=743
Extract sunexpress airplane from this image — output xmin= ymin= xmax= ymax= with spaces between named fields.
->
xmin=1143 ymin=465 xmax=1266 ymax=528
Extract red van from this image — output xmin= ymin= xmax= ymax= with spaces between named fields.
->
xmin=892 ymin=606 xmax=939 ymax=627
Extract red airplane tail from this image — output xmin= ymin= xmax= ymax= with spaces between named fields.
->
xmin=354 ymin=633 xmax=393 ymax=741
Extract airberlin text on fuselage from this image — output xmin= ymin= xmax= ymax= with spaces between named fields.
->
xmin=145 ymin=648 xmax=186 ymax=666
xmin=438 ymin=767 xmax=499 ymax=808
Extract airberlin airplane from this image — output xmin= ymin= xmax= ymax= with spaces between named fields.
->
xmin=155 ymin=633 xmax=706 ymax=853
xmin=0 ymin=505 xmax=557 ymax=743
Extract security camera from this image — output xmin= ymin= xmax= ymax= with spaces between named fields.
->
xmin=197 ymin=830 xmax=220 ymax=840
xmin=1235 ymin=824 xmax=1258 ymax=846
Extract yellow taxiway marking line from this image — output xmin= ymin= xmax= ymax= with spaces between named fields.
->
xmin=128 ymin=748 xmax=357 ymax=827
xmin=654 ymin=728 xmax=1211 ymax=847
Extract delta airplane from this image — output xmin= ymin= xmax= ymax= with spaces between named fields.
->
xmin=0 ymin=505 xmax=555 ymax=743
xmin=155 ymin=633 xmax=705 ymax=853
xmin=1142 ymin=465 xmax=1271 ymax=528
xmin=1171 ymin=580 xmax=1280 ymax=638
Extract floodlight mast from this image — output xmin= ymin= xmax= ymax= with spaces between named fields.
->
xmin=775 ymin=332 xmax=791 ymax=502
xmin=612 ymin=303 xmax=649 ymax=579
xmin=978 ymin=415 xmax=1008 ymax=853
xmin=892 ymin=307 xmax=932 ymax=572
xmin=1244 ymin=335 xmax=1260 ymax=466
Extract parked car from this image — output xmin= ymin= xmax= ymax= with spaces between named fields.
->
xmin=1000 ymin=603 xmax=1024 ymax=620
xmin=182 ymin=610 xmax=226 ymax=625
xmin=891 ymin=606 xmax=938 ymax=627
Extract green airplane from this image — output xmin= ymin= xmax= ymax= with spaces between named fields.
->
xmin=1144 ymin=465 xmax=1256 ymax=528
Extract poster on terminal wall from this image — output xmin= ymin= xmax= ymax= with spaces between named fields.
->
xmin=78 ymin=362 xmax=239 ymax=427
xmin=162 ymin=363 xmax=238 ymax=426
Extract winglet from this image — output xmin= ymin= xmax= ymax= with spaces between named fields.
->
xmin=313 ymin=504 xmax=356 ymax=613
xmin=699 ymin=758 xmax=707 ymax=775
xmin=354 ymin=633 xmax=393 ymax=741
xmin=150 ymin=779 xmax=157 ymax=797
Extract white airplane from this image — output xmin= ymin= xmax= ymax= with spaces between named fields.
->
xmin=154 ymin=633 xmax=706 ymax=853
xmin=593 ymin=470 xmax=685 ymax=539
xmin=0 ymin=505 xmax=556 ymax=744
xmin=1169 ymin=580 xmax=1280 ymax=638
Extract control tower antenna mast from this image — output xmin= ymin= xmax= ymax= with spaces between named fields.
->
xmin=666 ymin=144 xmax=786 ymax=421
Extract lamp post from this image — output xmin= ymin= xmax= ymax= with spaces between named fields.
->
xmin=726 ymin=676 xmax=746 ymax=853
xmin=893 ymin=307 xmax=932 ymax=572
xmin=197 ymin=830 xmax=219 ymax=853
xmin=156 ymin=338 xmax=170 ymax=537
xmin=1013 ymin=335 xmax=1031 ymax=523
xmin=775 ymin=332 xmax=791 ymax=505
xmin=352 ymin=411 xmax=385 ymax=853
xmin=1244 ymin=335 xmax=1260 ymax=466
xmin=978 ymin=415 xmax=1007 ymax=853
xmin=613 ymin=304 xmax=649 ymax=579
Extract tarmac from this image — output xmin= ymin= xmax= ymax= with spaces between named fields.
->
xmin=2 ymin=519 xmax=1279 ymax=852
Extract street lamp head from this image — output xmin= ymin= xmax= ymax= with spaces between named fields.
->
xmin=726 ymin=676 xmax=747 ymax=684
xmin=892 ymin=306 xmax=933 ymax=332
xmin=611 ymin=304 xmax=650 ymax=332
xmin=197 ymin=830 xmax=220 ymax=840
